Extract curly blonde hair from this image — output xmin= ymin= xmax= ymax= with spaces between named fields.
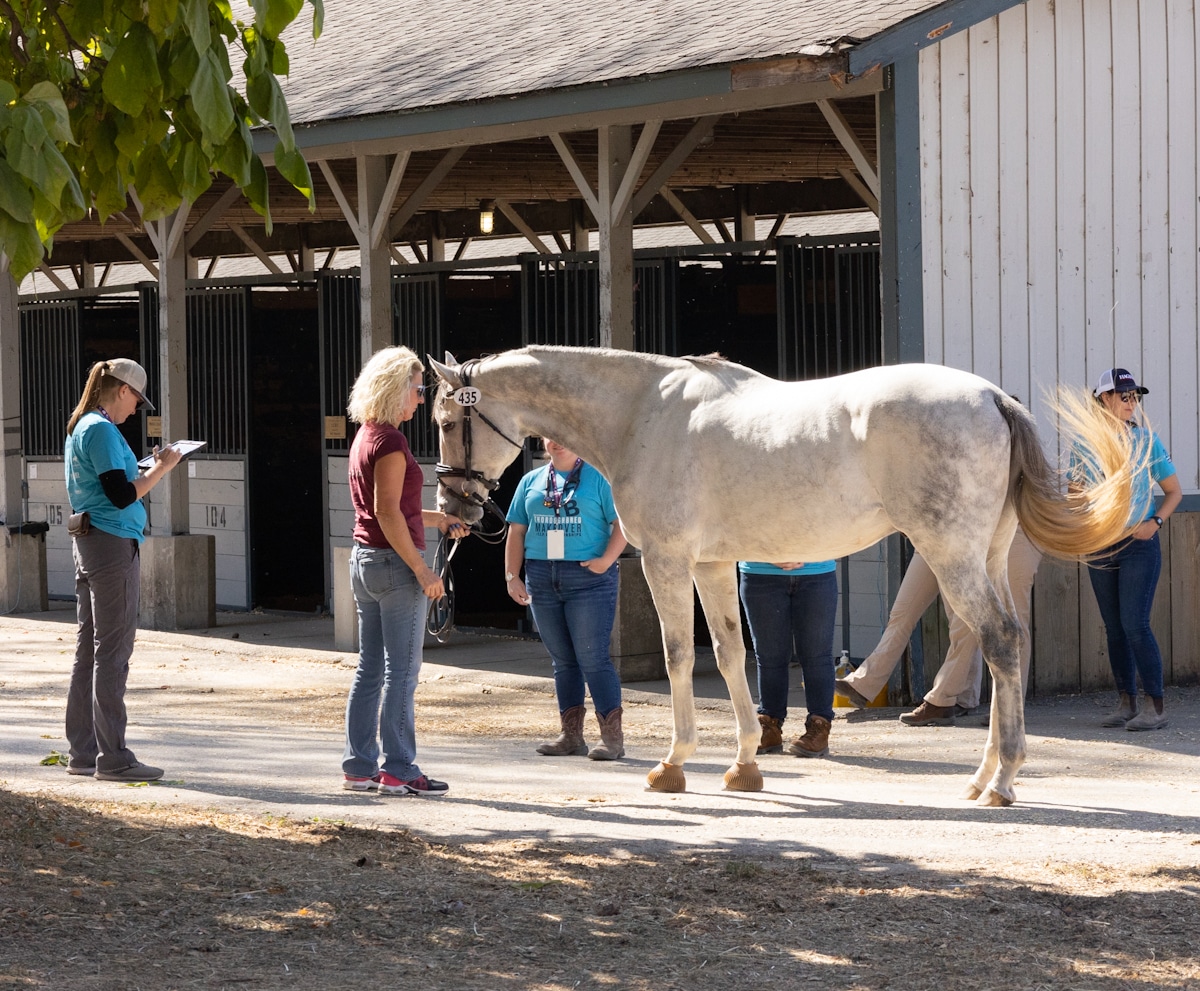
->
xmin=347 ymin=346 xmax=424 ymax=425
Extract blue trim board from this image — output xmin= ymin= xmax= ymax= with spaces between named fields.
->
xmin=849 ymin=0 xmax=1025 ymax=75
xmin=275 ymin=68 xmax=736 ymax=155
xmin=1178 ymin=494 xmax=1200 ymax=514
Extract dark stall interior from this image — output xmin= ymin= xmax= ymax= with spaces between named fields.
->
xmin=247 ymin=288 xmax=325 ymax=611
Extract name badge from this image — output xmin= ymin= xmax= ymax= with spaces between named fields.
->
xmin=546 ymin=529 xmax=565 ymax=560
xmin=453 ymin=387 xmax=481 ymax=406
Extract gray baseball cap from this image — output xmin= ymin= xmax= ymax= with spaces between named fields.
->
xmin=106 ymin=358 xmax=155 ymax=411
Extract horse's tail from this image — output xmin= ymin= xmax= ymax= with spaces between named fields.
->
xmin=999 ymin=390 xmax=1145 ymax=558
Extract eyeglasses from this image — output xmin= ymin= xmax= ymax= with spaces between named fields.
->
xmin=1116 ymin=391 xmax=1141 ymax=404
xmin=412 ymin=383 xmax=428 ymax=396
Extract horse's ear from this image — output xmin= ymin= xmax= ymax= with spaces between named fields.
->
xmin=428 ymin=354 xmax=462 ymax=390
xmin=443 ymin=350 xmax=459 ymax=365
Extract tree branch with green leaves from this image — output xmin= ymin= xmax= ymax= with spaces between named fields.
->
xmin=0 ymin=0 xmax=322 ymax=281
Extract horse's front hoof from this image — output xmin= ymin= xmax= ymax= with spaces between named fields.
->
xmin=723 ymin=761 xmax=763 ymax=792
xmin=976 ymin=787 xmax=1015 ymax=807
xmin=960 ymin=782 xmax=984 ymax=801
xmin=647 ymin=761 xmax=686 ymax=793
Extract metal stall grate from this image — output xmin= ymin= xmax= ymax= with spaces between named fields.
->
xmin=140 ymin=285 xmax=250 ymax=453
xmin=20 ymin=300 xmax=82 ymax=456
xmin=318 ymin=273 xmax=362 ymax=453
xmin=777 ymin=233 xmax=882 ymax=380
xmin=186 ymin=288 xmax=250 ymax=454
xmin=393 ymin=272 xmax=442 ymax=459
xmin=522 ymin=253 xmax=671 ymax=352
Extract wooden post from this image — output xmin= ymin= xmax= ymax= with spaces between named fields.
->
xmin=597 ymin=125 xmax=634 ymax=350
xmin=357 ymin=155 xmax=393 ymax=358
xmin=0 ymin=263 xmax=22 ymax=528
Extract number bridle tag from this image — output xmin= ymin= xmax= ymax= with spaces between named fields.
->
xmin=453 ymin=387 xmax=481 ymax=407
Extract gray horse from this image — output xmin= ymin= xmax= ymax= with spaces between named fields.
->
xmin=429 ymin=346 xmax=1140 ymax=806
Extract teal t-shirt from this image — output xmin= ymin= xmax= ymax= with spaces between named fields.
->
xmin=65 ymin=411 xmax=147 ymax=542
xmin=738 ymin=560 xmax=837 ymax=576
xmin=506 ymin=461 xmax=618 ymax=561
xmin=1069 ymin=425 xmax=1176 ymax=526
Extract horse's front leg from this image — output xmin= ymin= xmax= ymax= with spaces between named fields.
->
xmin=693 ymin=561 xmax=762 ymax=792
xmin=640 ymin=552 xmax=699 ymax=793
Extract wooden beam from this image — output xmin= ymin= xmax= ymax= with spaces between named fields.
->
xmin=548 ymin=133 xmax=600 ymax=218
xmin=631 ymin=115 xmax=719 ymax=216
xmin=37 ymin=264 xmax=69 ymax=292
xmin=495 ymin=199 xmax=552 ymax=254
xmin=731 ymin=53 xmax=850 ymax=90
xmin=408 ymin=241 xmax=427 ymax=264
xmin=164 ymin=201 xmax=192 ymax=259
xmin=818 ymin=99 xmax=880 ymax=199
xmin=185 ymin=185 xmax=242 ymax=251
xmin=453 ymin=237 xmax=472 ymax=261
xmin=713 ymin=217 xmax=733 ymax=243
xmin=658 ymin=186 xmax=715 ymax=244
xmin=114 ymin=231 xmax=159 ymax=278
xmin=837 ymin=165 xmax=880 ymax=215
xmin=551 ymin=230 xmax=569 ymax=253
xmin=386 ymin=147 xmax=466 ymax=240
xmin=389 ymin=245 xmax=409 ymax=266
xmin=126 ymin=188 xmax=162 ymax=254
xmin=370 ymin=150 xmax=411 ymax=249
xmin=318 ymin=160 xmax=361 ymax=234
xmin=610 ymin=119 xmax=662 ymax=220
xmin=227 ymin=222 xmax=284 ymax=274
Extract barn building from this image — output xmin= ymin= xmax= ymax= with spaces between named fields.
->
xmin=2 ymin=0 xmax=1198 ymax=696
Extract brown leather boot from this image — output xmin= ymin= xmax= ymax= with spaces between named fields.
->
xmin=898 ymin=700 xmax=956 ymax=726
xmin=756 ymin=714 xmax=784 ymax=754
xmin=588 ymin=707 xmax=625 ymax=760
xmin=537 ymin=705 xmax=588 ymax=756
xmin=785 ymin=714 xmax=830 ymax=758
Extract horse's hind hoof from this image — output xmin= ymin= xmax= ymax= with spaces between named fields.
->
xmin=723 ymin=761 xmax=763 ymax=792
xmin=647 ymin=762 xmax=686 ymax=793
xmin=960 ymin=782 xmax=984 ymax=801
xmin=976 ymin=787 xmax=1014 ymax=808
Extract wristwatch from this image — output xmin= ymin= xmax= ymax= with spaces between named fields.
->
xmin=1152 ymin=515 xmax=1164 ymax=529
xmin=505 ymin=571 xmax=517 ymax=582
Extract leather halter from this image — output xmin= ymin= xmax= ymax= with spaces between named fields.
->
xmin=433 ymin=360 xmax=523 ymax=515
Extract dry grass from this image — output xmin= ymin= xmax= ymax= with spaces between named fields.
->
xmin=2 ymin=787 xmax=1198 ymax=991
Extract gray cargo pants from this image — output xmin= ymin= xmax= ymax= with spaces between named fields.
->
xmin=65 ymin=528 xmax=141 ymax=772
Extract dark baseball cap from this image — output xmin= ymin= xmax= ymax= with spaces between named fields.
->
xmin=1093 ymin=367 xmax=1148 ymax=397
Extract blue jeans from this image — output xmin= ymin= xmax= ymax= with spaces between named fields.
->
xmin=740 ymin=570 xmax=839 ymax=722
xmin=344 ymin=544 xmax=426 ymax=780
xmin=525 ymin=559 xmax=622 ymax=716
xmin=1087 ymin=533 xmax=1164 ymax=699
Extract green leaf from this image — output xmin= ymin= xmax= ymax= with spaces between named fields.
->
xmin=6 ymin=109 xmax=50 ymax=187
xmin=190 ymin=48 xmax=236 ymax=144
xmin=182 ymin=0 xmax=211 ymax=57
xmin=43 ymin=144 xmax=86 ymax=213
xmin=273 ymin=145 xmax=313 ymax=209
xmin=243 ymin=154 xmax=271 ymax=233
xmin=174 ymin=140 xmax=213 ymax=203
xmin=39 ymin=750 xmax=69 ymax=767
xmin=102 ymin=23 xmax=163 ymax=116
xmin=266 ymin=37 xmax=289 ymax=75
xmin=0 ymin=80 xmax=19 ymax=106
xmin=166 ymin=36 xmax=202 ymax=98
xmin=245 ymin=70 xmax=293 ymax=148
xmin=146 ymin=0 xmax=180 ymax=35
xmin=23 ymin=82 xmax=76 ymax=145
xmin=0 ymin=160 xmax=35 ymax=222
xmin=251 ymin=0 xmax=304 ymax=41
xmin=214 ymin=118 xmax=252 ymax=186
xmin=132 ymin=143 xmax=181 ymax=219
xmin=308 ymin=0 xmax=324 ymax=39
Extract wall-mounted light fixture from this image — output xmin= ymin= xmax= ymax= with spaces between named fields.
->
xmin=479 ymin=199 xmax=496 ymax=235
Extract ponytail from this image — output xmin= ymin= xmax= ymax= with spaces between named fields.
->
xmin=66 ymin=361 xmax=120 ymax=436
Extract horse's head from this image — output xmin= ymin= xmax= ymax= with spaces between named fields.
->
xmin=428 ymin=352 xmax=526 ymax=525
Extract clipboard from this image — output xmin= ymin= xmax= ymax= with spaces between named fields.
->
xmin=137 ymin=439 xmax=206 ymax=469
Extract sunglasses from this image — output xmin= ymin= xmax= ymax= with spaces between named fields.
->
xmin=1116 ymin=391 xmax=1141 ymax=404
xmin=412 ymin=383 xmax=428 ymax=396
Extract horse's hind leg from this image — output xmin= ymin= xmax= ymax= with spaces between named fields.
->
xmin=926 ymin=548 xmax=1025 ymax=806
xmin=639 ymin=552 xmax=701 ymax=793
xmin=694 ymin=562 xmax=763 ymax=792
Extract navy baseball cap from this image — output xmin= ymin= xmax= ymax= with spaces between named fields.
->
xmin=1093 ymin=367 xmax=1148 ymax=397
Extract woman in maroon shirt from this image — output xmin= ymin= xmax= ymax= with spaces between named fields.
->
xmin=343 ymin=346 xmax=465 ymax=796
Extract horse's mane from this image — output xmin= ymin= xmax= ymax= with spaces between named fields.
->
xmin=682 ymin=352 xmax=730 ymax=367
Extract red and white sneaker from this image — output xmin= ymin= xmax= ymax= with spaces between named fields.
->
xmin=377 ymin=772 xmax=449 ymax=796
xmin=342 ymin=774 xmax=379 ymax=792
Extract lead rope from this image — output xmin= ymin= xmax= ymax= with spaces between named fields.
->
xmin=425 ymin=498 xmax=510 ymax=642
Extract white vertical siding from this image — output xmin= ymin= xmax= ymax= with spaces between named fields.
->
xmin=919 ymin=0 xmax=1200 ymax=488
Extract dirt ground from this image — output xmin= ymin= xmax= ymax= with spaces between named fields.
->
xmin=3 ymin=612 xmax=1200 ymax=989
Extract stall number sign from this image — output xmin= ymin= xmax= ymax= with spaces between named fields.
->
xmin=45 ymin=504 xmax=64 ymax=525
xmin=203 ymin=506 xmax=227 ymax=527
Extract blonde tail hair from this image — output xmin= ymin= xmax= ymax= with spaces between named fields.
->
xmin=1001 ymin=388 xmax=1149 ymax=558
xmin=66 ymin=361 xmax=121 ymax=436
